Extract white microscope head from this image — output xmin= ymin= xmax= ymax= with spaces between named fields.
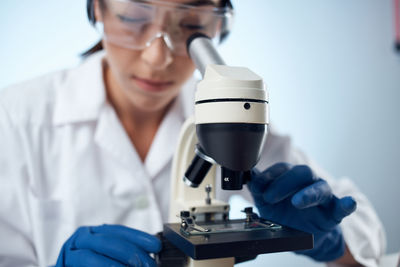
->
xmin=184 ymin=33 xmax=269 ymax=190
xmin=194 ymin=64 xmax=269 ymax=189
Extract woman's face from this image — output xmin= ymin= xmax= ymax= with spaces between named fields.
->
xmin=95 ymin=0 xmax=221 ymax=113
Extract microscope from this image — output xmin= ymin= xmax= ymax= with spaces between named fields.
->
xmin=160 ymin=33 xmax=313 ymax=267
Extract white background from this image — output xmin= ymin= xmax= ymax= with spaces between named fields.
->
xmin=0 ymin=0 xmax=399 ymax=265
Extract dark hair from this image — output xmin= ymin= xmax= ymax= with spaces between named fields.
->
xmin=81 ymin=40 xmax=104 ymax=58
xmin=81 ymin=0 xmax=233 ymax=57
xmin=81 ymin=0 xmax=105 ymax=57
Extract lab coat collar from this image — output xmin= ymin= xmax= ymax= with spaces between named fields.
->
xmin=95 ymin=102 xmax=143 ymax=171
xmin=144 ymin=77 xmax=198 ymax=179
xmin=53 ymin=51 xmax=106 ymax=126
xmin=92 ymin=76 xmax=194 ymax=177
xmin=144 ymin=98 xmax=183 ymax=178
xmin=52 ymin=49 xmax=198 ymax=178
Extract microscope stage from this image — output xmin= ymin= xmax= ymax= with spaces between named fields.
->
xmin=163 ymin=219 xmax=313 ymax=260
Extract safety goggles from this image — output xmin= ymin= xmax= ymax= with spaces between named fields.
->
xmin=97 ymin=0 xmax=233 ymax=56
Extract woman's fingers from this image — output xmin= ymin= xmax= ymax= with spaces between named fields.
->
xmin=291 ymin=180 xmax=332 ymax=209
xmin=263 ymin=165 xmax=318 ymax=204
xmin=90 ymin=224 xmax=161 ymax=253
xmin=331 ymin=196 xmax=357 ymax=223
xmin=72 ymin=226 xmax=158 ymax=266
xmin=248 ymin=162 xmax=291 ymax=195
xmin=66 ymin=249 xmax=126 ymax=267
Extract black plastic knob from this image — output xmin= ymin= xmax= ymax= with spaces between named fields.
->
xmin=180 ymin=211 xmax=190 ymax=218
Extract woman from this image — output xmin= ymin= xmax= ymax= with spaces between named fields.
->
xmin=0 ymin=0 xmax=385 ymax=266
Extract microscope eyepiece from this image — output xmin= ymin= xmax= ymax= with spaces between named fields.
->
xmin=186 ymin=32 xmax=225 ymax=77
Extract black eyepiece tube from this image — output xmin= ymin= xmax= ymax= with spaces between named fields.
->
xmin=183 ymin=146 xmax=215 ymax=188
xmin=183 ymin=154 xmax=212 ymax=188
xmin=186 ymin=32 xmax=225 ymax=77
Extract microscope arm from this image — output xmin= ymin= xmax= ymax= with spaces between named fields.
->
xmin=168 ymin=117 xmax=234 ymax=267
xmin=168 ymin=116 xmax=229 ymax=224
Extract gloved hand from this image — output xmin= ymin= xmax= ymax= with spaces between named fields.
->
xmin=55 ymin=224 xmax=161 ymax=267
xmin=247 ymin=163 xmax=357 ymax=262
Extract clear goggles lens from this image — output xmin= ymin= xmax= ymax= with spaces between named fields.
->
xmin=97 ymin=0 xmax=233 ymax=55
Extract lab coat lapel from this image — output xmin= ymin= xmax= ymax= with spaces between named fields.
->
xmin=53 ymin=50 xmax=198 ymax=178
xmin=144 ymin=77 xmax=197 ymax=179
xmin=52 ymin=51 xmax=143 ymax=171
xmin=144 ymin=99 xmax=184 ymax=179
xmin=94 ymin=103 xmax=142 ymax=171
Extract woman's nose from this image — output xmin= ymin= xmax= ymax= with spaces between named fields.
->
xmin=140 ymin=35 xmax=173 ymax=70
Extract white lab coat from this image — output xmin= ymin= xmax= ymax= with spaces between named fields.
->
xmin=0 ymin=52 xmax=385 ymax=267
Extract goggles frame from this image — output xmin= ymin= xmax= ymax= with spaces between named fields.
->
xmin=87 ymin=0 xmax=234 ymax=45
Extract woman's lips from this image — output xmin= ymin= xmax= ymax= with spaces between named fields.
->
xmin=131 ymin=76 xmax=174 ymax=92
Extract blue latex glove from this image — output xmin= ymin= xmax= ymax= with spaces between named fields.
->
xmin=55 ymin=224 xmax=161 ymax=267
xmin=247 ymin=163 xmax=357 ymax=262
